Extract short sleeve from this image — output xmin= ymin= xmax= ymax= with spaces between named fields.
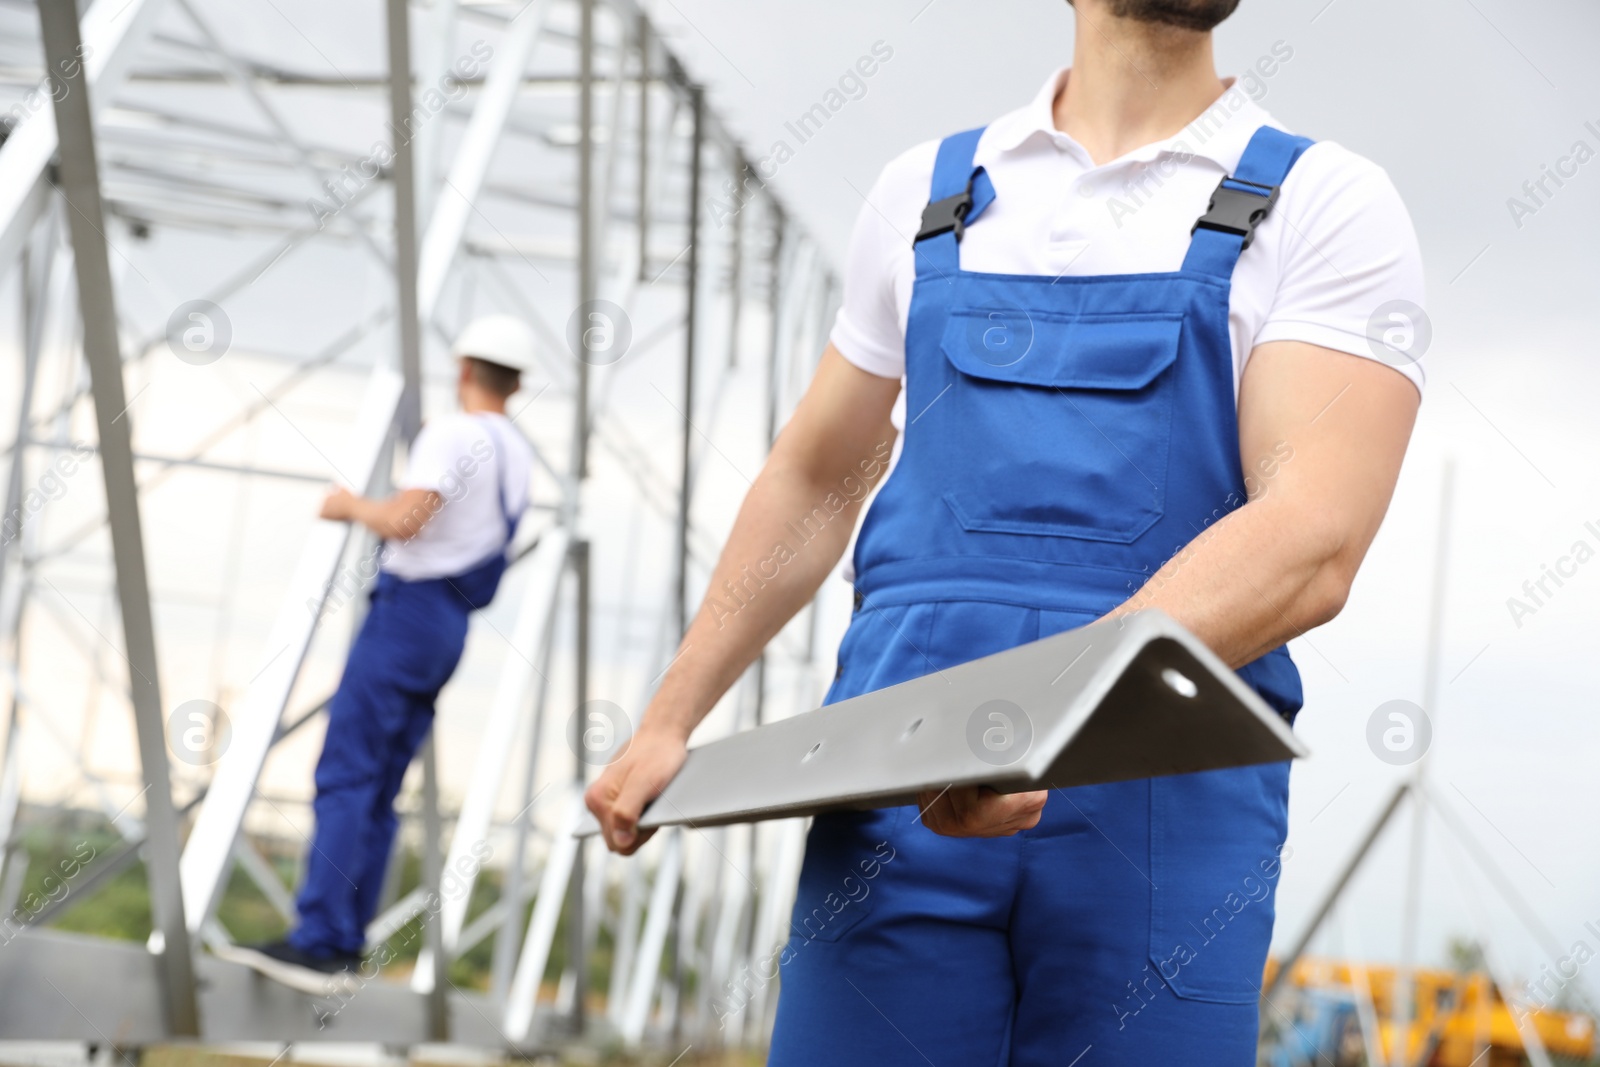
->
xmin=1254 ymin=144 xmax=1427 ymax=394
xmin=828 ymin=161 xmax=916 ymax=380
xmin=401 ymin=418 xmax=468 ymax=493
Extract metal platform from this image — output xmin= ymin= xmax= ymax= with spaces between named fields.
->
xmin=581 ymin=609 xmax=1308 ymax=834
xmin=0 ymin=929 xmax=517 ymax=1047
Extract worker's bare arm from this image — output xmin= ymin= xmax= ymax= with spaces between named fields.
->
xmin=586 ymin=345 xmax=902 ymax=853
xmin=1111 ymin=341 xmax=1419 ymax=665
xmin=320 ymin=486 xmax=443 ymax=541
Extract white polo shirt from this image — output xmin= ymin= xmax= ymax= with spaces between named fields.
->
xmin=831 ymin=68 xmax=1426 ymax=414
xmin=380 ymin=411 xmax=533 ymax=581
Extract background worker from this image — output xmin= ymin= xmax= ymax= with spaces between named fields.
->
xmin=587 ymin=0 xmax=1423 ymax=1062
xmin=227 ymin=315 xmax=538 ymax=994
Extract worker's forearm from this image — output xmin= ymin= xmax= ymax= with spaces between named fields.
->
xmin=1110 ymin=494 xmax=1352 ymax=669
xmin=640 ymin=458 xmax=877 ymax=742
xmin=347 ymin=494 xmax=438 ymax=541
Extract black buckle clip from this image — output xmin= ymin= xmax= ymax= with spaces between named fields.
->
xmin=1191 ymin=177 xmax=1279 ymax=250
xmin=916 ymin=187 xmax=974 ymax=243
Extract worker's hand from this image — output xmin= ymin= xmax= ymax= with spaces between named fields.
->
xmin=585 ymin=724 xmax=688 ymax=856
xmin=916 ymin=785 xmax=1047 ymax=837
xmin=319 ymin=486 xmax=358 ymax=522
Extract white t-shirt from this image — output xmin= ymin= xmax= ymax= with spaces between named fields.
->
xmin=831 ymin=67 xmax=1426 ymax=424
xmin=380 ymin=411 xmax=534 ymax=581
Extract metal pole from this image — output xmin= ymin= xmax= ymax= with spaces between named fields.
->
xmin=750 ymin=209 xmax=784 ymax=733
xmin=635 ymin=12 xmax=650 ymax=283
xmin=725 ymin=152 xmax=744 ymax=369
xmin=802 ymin=275 xmax=834 ymax=665
xmin=489 ymin=614 xmax=557 ymax=1007
xmin=663 ymin=81 xmax=704 ymax=1046
xmin=573 ymin=0 xmax=594 ymax=485
xmin=384 ymin=0 xmax=445 ymax=1034
xmin=385 ymin=0 xmax=423 ymax=445
xmin=0 ymin=231 xmax=48 ymax=615
xmin=1394 ymin=461 xmax=1455 ymax=1063
xmin=568 ymin=538 xmax=591 ymax=1035
xmin=37 ymin=0 xmax=199 ymax=1036
xmin=676 ymin=85 xmax=703 ymax=641
xmin=1263 ymin=782 xmax=1411 ymax=1003
xmin=420 ymin=736 xmax=450 ymax=1039
xmin=0 ymin=227 xmax=51 ymax=887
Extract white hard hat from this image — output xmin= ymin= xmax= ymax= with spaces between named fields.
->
xmin=451 ymin=314 xmax=540 ymax=374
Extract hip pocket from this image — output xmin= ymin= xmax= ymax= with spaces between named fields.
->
xmin=938 ymin=309 xmax=1181 ymax=543
xmin=1148 ymin=762 xmax=1290 ymax=1004
xmin=825 ymin=601 xmax=937 ymax=705
xmin=788 ymin=808 xmax=900 ymax=945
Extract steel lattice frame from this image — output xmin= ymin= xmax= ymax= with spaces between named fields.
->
xmin=0 ymin=0 xmax=841 ymax=1051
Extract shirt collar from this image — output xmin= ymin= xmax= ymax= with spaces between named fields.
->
xmin=983 ymin=67 xmax=1281 ymax=173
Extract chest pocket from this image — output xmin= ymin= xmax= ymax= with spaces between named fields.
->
xmin=937 ymin=310 xmax=1182 ymax=543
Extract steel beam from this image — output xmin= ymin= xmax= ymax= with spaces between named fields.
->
xmin=0 ymin=0 xmax=167 ymax=274
xmin=416 ymin=0 xmax=552 ymax=324
xmin=386 ymin=0 xmax=424 ymax=443
xmin=1394 ymin=462 xmax=1455 ymax=1052
xmin=619 ymin=827 xmax=682 ymax=1045
xmin=179 ymin=366 xmax=403 ymax=934
xmin=725 ymin=153 xmax=744 ymax=369
xmin=0 ymin=227 xmax=55 ymax=864
xmin=412 ymin=0 xmax=459 ymax=227
xmin=419 ymin=736 xmax=449 ymax=1040
xmin=1262 ymin=781 xmax=1411 ymax=1003
xmin=743 ymin=816 xmax=804 ymax=1044
xmin=634 ymin=14 xmax=650 ymax=282
xmin=580 ymin=611 xmax=1306 ymax=835
xmin=567 ymin=537 xmax=591 ymax=1035
xmin=573 ymin=0 xmax=595 ymax=486
xmin=489 ymin=603 xmax=560 ymax=1007
xmin=504 ymin=788 xmax=586 ymax=1043
xmin=411 ymin=528 xmax=570 ymax=991
xmin=675 ymin=86 xmax=703 ymax=639
xmin=39 ymin=0 xmax=199 ymax=1036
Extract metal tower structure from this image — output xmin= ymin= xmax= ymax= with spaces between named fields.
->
xmin=0 ymin=0 xmax=842 ymax=1052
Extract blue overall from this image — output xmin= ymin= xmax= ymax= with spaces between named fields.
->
xmin=767 ymin=127 xmax=1312 ymax=1065
xmin=292 ymin=419 xmax=518 ymax=958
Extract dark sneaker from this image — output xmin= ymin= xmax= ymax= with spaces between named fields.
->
xmin=215 ymin=939 xmax=364 ymax=996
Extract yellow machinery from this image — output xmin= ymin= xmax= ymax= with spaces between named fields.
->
xmin=1264 ymin=957 xmax=1596 ymax=1066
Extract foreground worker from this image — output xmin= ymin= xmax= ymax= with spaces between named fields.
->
xmin=588 ymin=0 xmax=1422 ymax=1061
xmin=226 ymin=315 xmax=537 ymax=994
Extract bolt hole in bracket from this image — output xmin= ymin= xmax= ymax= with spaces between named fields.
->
xmin=575 ymin=609 xmax=1306 ymax=836
xmin=1162 ymin=667 xmax=1199 ymax=699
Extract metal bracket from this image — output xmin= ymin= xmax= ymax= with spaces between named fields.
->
xmin=578 ymin=609 xmax=1307 ymax=834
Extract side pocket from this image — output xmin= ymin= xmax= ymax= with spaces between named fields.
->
xmin=1147 ymin=763 xmax=1291 ymax=1003
xmin=788 ymin=808 xmax=901 ymax=945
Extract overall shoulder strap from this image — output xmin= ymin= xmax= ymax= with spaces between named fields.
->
xmin=913 ymin=127 xmax=997 ymax=279
xmin=473 ymin=413 xmax=519 ymax=546
xmin=1181 ymin=125 xmax=1315 ymax=280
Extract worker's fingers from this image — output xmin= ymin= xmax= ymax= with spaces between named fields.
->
xmin=583 ymin=775 xmax=625 ymax=851
xmin=609 ymin=768 xmax=668 ymax=854
xmin=914 ymin=789 xmax=949 ymax=835
xmin=587 ymin=732 xmax=688 ymax=855
xmin=919 ymin=786 xmax=1046 ymax=837
xmin=584 ymin=767 xmax=644 ymax=854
